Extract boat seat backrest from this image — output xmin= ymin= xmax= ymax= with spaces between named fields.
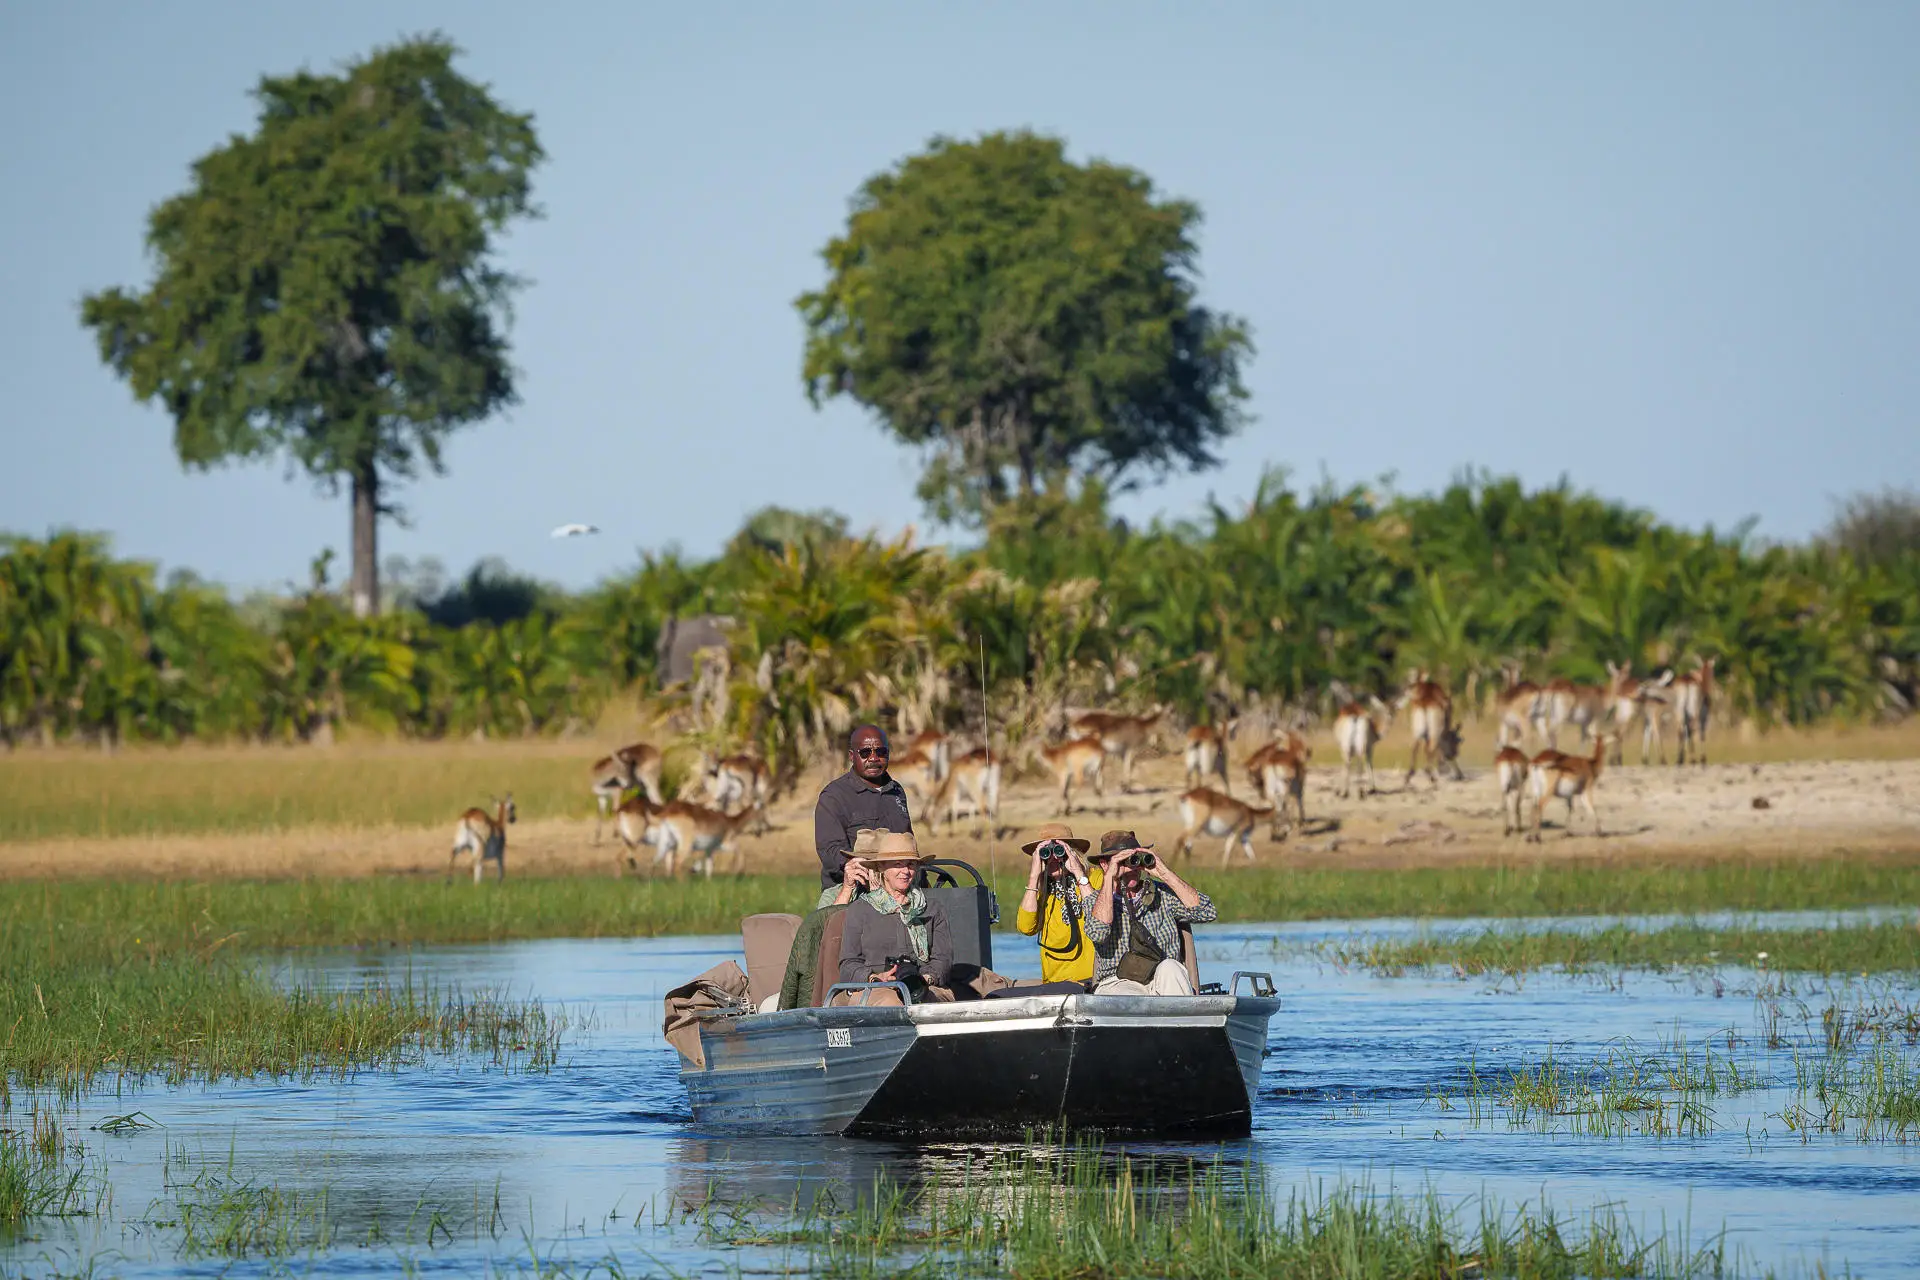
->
xmin=741 ymin=913 xmax=802 ymax=1008
xmin=921 ymin=883 xmax=995 ymax=971
xmin=1179 ymin=921 xmax=1199 ymax=989
xmin=809 ymin=909 xmax=851 ymax=1008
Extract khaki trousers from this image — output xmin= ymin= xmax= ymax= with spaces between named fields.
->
xmin=831 ymin=985 xmax=955 ymax=1007
xmin=1093 ymin=959 xmax=1195 ymax=997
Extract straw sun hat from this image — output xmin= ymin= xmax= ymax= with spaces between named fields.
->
xmin=866 ymin=831 xmax=931 ymax=864
xmin=1019 ymin=822 xmax=1090 ymax=855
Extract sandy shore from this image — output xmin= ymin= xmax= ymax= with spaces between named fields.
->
xmin=4 ymin=752 xmax=1916 ymax=880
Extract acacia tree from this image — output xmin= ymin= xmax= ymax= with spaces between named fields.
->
xmin=798 ymin=131 xmax=1253 ymax=524
xmin=82 ymin=35 xmax=542 ymax=616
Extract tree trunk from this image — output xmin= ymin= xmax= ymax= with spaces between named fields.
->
xmin=351 ymin=464 xmax=379 ymax=618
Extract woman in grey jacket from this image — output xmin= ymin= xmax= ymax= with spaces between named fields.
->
xmin=834 ymin=832 xmax=954 ymax=1005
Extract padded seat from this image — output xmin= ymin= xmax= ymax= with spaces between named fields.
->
xmin=741 ymin=913 xmax=802 ymax=1008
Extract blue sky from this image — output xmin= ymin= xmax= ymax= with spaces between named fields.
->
xmin=3 ymin=2 xmax=1916 ymax=594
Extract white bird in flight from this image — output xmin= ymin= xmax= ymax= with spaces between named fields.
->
xmin=550 ymin=523 xmax=600 ymax=539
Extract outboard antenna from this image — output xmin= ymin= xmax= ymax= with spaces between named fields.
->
xmin=978 ymin=632 xmax=995 ymax=889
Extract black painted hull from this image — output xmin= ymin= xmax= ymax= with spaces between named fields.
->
xmin=683 ymin=993 xmax=1278 ymax=1138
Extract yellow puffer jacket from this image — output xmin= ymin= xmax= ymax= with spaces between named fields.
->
xmin=1015 ymin=866 xmax=1103 ymax=984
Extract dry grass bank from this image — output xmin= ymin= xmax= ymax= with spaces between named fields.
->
xmin=1 ymin=719 xmax=1917 ymax=880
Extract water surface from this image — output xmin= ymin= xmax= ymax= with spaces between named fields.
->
xmin=5 ymin=911 xmax=1917 ymax=1277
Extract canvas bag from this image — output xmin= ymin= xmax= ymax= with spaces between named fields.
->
xmin=1115 ymin=891 xmax=1166 ymax=985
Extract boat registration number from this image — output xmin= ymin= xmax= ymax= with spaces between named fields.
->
xmin=826 ymin=1029 xmax=852 ymax=1048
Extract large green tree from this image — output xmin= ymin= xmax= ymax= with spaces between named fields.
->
xmin=82 ymin=35 xmax=542 ymax=617
xmin=798 ymin=131 xmax=1253 ymax=524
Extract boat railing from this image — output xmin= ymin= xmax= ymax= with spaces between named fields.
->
xmin=1230 ymin=971 xmax=1278 ymax=997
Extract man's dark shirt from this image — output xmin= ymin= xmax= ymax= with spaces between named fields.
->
xmin=814 ymin=770 xmax=915 ymax=888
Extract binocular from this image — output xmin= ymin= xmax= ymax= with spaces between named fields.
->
xmin=1038 ymin=841 xmax=1070 ymax=863
xmin=884 ymin=955 xmax=926 ymax=987
xmin=1120 ymin=851 xmax=1156 ymax=870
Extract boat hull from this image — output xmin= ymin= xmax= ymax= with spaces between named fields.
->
xmin=682 ymin=993 xmax=1278 ymax=1138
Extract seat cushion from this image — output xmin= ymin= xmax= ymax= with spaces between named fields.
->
xmin=741 ymin=912 xmax=803 ymax=1008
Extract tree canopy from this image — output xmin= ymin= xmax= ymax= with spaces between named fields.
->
xmin=798 ymin=131 xmax=1253 ymax=524
xmin=81 ymin=35 xmax=543 ymax=617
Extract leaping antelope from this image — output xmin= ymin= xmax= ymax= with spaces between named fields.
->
xmin=1494 ymin=665 xmax=1548 ymax=749
xmin=589 ymin=742 xmax=663 ymax=843
xmin=1666 ymin=658 xmax=1716 ymax=767
xmin=645 ymin=799 xmax=767 ymax=878
xmin=1040 ymin=736 xmax=1106 ymax=815
xmin=450 ymin=793 xmax=516 ymax=883
xmin=1527 ymin=735 xmax=1610 ymax=841
xmin=931 ymin=747 xmax=1002 ymax=833
xmin=1493 ymin=746 xmax=1529 ymax=836
xmin=1398 ymin=674 xmax=1463 ymax=787
xmin=1604 ymin=662 xmax=1673 ymax=765
xmin=1332 ymin=701 xmax=1387 ymax=798
xmin=1068 ymin=706 xmax=1166 ymax=792
xmin=1176 ymin=787 xmax=1274 ymax=866
xmin=1183 ymin=721 xmax=1235 ymax=793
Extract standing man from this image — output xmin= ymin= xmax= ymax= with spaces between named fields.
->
xmin=814 ymin=724 xmax=915 ymax=891
xmin=1082 ymin=829 xmax=1216 ymax=996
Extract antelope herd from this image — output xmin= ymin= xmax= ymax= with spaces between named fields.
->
xmin=446 ymin=656 xmax=1722 ymax=880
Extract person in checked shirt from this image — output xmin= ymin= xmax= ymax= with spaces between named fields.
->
xmin=1081 ymin=828 xmax=1216 ymax=995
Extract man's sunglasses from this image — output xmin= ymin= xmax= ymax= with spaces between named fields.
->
xmin=855 ymin=746 xmax=890 ymax=759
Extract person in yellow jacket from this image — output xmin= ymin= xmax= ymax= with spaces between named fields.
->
xmin=1014 ymin=823 xmax=1102 ymax=985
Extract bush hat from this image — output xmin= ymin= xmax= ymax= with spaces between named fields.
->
xmin=868 ymin=831 xmax=931 ymax=864
xmin=1020 ymin=822 xmax=1090 ymax=855
xmin=1093 ymin=829 xmax=1154 ymax=860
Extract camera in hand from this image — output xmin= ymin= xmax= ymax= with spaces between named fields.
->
xmin=884 ymin=954 xmax=926 ymax=989
xmin=1122 ymin=851 xmax=1156 ymax=870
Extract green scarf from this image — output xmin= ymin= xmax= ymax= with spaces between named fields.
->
xmin=861 ymin=886 xmax=931 ymax=962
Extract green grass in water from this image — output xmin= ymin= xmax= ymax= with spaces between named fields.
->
xmin=692 ymin=1142 xmax=1748 ymax=1279
xmin=1330 ymin=922 xmax=1920 ymax=977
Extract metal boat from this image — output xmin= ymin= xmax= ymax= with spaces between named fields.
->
xmin=680 ymin=983 xmax=1281 ymax=1138
xmin=672 ymin=859 xmax=1281 ymax=1138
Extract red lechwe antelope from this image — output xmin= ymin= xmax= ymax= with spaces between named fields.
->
xmin=902 ymin=729 xmax=952 ymax=782
xmin=1183 ymin=721 xmax=1235 ymax=792
xmin=1397 ymin=674 xmax=1463 ymax=787
xmin=1666 ymin=658 xmax=1717 ymax=767
xmin=1040 ymin=736 xmax=1106 ymax=815
xmin=931 ymin=747 xmax=1002 ymax=833
xmin=449 ymin=793 xmax=515 ymax=882
xmin=1526 ymin=736 xmax=1610 ymax=841
xmin=1242 ymin=731 xmax=1310 ymax=794
xmin=883 ymin=747 xmax=943 ymax=820
xmin=609 ymin=791 xmax=661 ymax=876
xmin=1543 ymin=678 xmax=1607 ymax=750
xmin=638 ymin=796 xmax=767 ymax=878
xmin=1252 ymin=744 xmax=1308 ymax=840
xmin=1332 ymin=701 xmax=1387 ymax=798
xmin=1176 ymin=787 xmax=1274 ymax=865
xmin=1493 ymin=746 xmax=1529 ymax=836
xmin=1068 ymin=706 xmax=1166 ymax=791
xmin=1604 ymin=662 xmax=1673 ymax=765
xmin=1493 ymin=666 xmax=1548 ymax=749
xmin=589 ymin=742 xmax=663 ymax=843
xmin=700 ymin=751 xmax=774 ymax=833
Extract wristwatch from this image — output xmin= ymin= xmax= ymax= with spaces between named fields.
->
xmin=1073 ymin=875 xmax=1090 ymax=888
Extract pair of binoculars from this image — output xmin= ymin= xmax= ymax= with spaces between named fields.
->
xmin=1121 ymin=851 xmax=1156 ymax=870
xmin=883 ymin=955 xmax=925 ymax=986
xmin=1038 ymin=841 xmax=1071 ymax=862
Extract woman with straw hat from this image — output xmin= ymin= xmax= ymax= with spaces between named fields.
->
xmin=1015 ymin=823 xmax=1101 ymax=985
xmin=833 ymin=832 xmax=955 ymax=1006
